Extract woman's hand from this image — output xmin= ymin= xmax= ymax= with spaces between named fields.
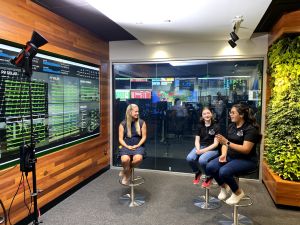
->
xmin=132 ymin=145 xmax=139 ymax=150
xmin=219 ymin=154 xmax=227 ymax=163
xmin=196 ymin=149 xmax=202 ymax=155
xmin=216 ymin=134 xmax=227 ymax=145
xmin=126 ymin=145 xmax=134 ymax=150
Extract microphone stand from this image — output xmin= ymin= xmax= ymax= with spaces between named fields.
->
xmin=23 ymin=52 xmax=40 ymax=225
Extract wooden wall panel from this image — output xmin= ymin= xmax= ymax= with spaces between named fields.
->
xmin=269 ymin=10 xmax=300 ymax=46
xmin=0 ymin=0 xmax=110 ymax=224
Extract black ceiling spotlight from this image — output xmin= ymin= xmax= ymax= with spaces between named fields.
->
xmin=230 ymin=30 xmax=239 ymax=42
xmin=228 ymin=39 xmax=237 ymax=48
xmin=228 ymin=16 xmax=243 ymax=48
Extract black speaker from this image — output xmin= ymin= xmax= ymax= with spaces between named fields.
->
xmin=19 ymin=145 xmax=33 ymax=172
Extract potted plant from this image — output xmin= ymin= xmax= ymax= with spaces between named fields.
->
xmin=263 ymin=35 xmax=300 ymax=207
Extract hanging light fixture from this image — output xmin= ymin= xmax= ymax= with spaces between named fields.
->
xmin=228 ymin=16 xmax=243 ymax=48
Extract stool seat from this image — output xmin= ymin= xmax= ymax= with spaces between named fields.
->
xmin=119 ymin=167 xmax=145 ymax=207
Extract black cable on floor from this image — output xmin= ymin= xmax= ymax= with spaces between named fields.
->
xmin=0 ymin=199 xmax=7 ymax=225
xmin=22 ymin=173 xmax=31 ymax=215
xmin=7 ymin=173 xmax=24 ymax=225
xmin=25 ymin=173 xmax=33 ymax=215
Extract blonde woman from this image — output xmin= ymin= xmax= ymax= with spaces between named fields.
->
xmin=119 ymin=104 xmax=147 ymax=185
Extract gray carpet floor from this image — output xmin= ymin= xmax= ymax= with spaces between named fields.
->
xmin=36 ymin=169 xmax=299 ymax=225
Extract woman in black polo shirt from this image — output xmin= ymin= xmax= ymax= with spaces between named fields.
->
xmin=186 ymin=107 xmax=220 ymax=186
xmin=206 ymin=103 xmax=260 ymax=205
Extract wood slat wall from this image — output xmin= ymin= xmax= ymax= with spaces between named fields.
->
xmin=269 ymin=10 xmax=300 ymax=46
xmin=0 ymin=0 xmax=110 ymax=224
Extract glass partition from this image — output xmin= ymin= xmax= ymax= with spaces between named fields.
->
xmin=112 ymin=59 xmax=263 ymax=178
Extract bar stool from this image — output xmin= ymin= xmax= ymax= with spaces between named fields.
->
xmin=218 ymin=169 xmax=257 ymax=225
xmin=194 ymin=175 xmax=221 ymax=210
xmin=119 ymin=167 xmax=145 ymax=207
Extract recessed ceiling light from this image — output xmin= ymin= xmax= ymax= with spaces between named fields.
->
xmin=87 ymin=0 xmax=200 ymax=24
xmin=136 ymin=19 xmax=171 ymax=25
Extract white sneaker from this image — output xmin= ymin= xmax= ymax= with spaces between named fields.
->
xmin=218 ymin=188 xmax=229 ymax=200
xmin=225 ymin=190 xmax=245 ymax=205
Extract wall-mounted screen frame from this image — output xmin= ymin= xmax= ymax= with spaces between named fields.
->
xmin=0 ymin=39 xmax=100 ymax=168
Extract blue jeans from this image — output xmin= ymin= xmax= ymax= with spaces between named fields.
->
xmin=186 ymin=147 xmax=219 ymax=174
xmin=206 ymin=156 xmax=257 ymax=192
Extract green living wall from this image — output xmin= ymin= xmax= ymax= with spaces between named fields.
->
xmin=265 ymin=35 xmax=300 ymax=181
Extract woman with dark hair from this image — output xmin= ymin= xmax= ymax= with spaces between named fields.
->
xmin=206 ymin=103 xmax=260 ymax=205
xmin=119 ymin=104 xmax=147 ymax=185
xmin=186 ymin=107 xmax=220 ymax=187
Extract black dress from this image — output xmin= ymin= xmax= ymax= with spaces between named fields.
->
xmin=119 ymin=119 xmax=145 ymax=156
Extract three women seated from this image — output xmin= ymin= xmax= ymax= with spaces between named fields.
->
xmin=118 ymin=102 xmax=260 ymax=206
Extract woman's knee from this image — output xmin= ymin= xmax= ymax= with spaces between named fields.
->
xmin=205 ymin=162 xmax=215 ymax=174
xmin=219 ymin=167 xmax=233 ymax=179
xmin=121 ymin=155 xmax=131 ymax=164
xmin=133 ymin=154 xmax=143 ymax=163
xmin=198 ymin=158 xmax=207 ymax=168
xmin=186 ymin=149 xmax=196 ymax=162
xmin=186 ymin=154 xmax=193 ymax=162
xmin=206 ymin=158 xmax=221 ymax=173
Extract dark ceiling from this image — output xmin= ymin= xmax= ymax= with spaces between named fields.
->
xmin=254 ymin=0 xmax=300 ymax=32
xmin=32 ymin=0 xmax=136 ymax=42
xmin=32 ymin=0 xmax=299 ymax=42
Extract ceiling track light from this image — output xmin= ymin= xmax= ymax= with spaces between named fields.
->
xmin=228 ymin=15 xmax=243 ymax=48
xmin=228 ymin=39 xmax=237 ymax=48
xmin=230 ymin=31 xmax=239 ymax=42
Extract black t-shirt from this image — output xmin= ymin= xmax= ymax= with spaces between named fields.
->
xmin=227 ymin=122 xmax=259 ymax=160
xmin=197 ymin=122 xmax=220 ymax=147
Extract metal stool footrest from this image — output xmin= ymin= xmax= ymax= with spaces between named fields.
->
xmin=119 ymin=193 xmax=146 ymax=207
xmin=0 ymin=216 xmax=4 ymax=224
xmin=119 ymin=176 xmax=145 ymax=187
xmin=218 ymin=195 xmax=254 ymax=225
xmin=119 ymin=168 xmax=145 ymax=207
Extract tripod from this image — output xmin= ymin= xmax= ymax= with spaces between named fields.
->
xmin=10 ymin=31 xmax=47 ymax=225
xmin=18 ymin=52 xmax=40 ymax=225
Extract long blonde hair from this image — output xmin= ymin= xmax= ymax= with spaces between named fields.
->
xmin=125 ymin=104 xmax=141 ymax=138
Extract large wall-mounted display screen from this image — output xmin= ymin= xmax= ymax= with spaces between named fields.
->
xmin=0 ymin=42 xmax=100 ymax=166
